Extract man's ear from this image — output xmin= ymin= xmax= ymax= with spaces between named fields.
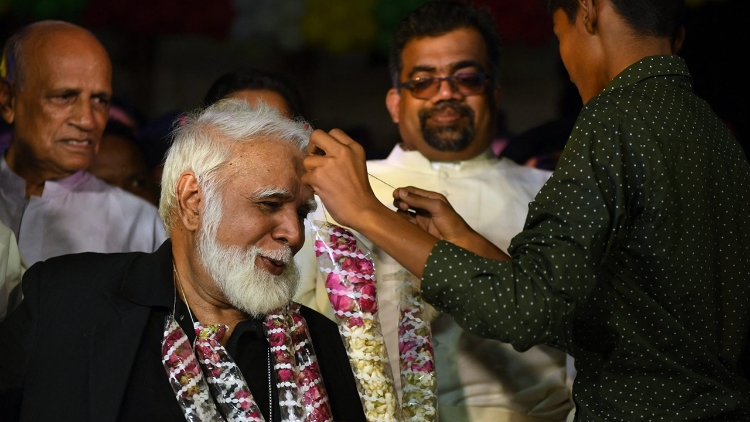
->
xmin=579 ymin=0 xmax=598 ymax=35
xmin=385 ymin=88 xmax=401 ymax=124
xmin=175 ymin=171 xmax=202 ymax=232
xmin=0 ymin=80 xmax=15 ymax=125
xmin=673 ymin=25 xmax=686 ymax=54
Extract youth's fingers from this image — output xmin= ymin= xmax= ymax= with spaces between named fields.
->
xmin=393 ymin=186 xmax=449 ymax=203
xmin=302 ymin=154 xmax=327 ymax=171
xmin=395 ymin=208 xmax=417 ymax=225
xmin=394 ymin=188 xmax=451 ymax=216
xmin=327 ymin=128 xmax=357 ymax=146
xmin=308 ymin=129 xmax=346 ymax=156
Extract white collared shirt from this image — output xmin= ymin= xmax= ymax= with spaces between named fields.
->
xmin=295 ymin=145 xmax=573 ymax=422
xmin=0 ymin=155 xmax=166 ymax=266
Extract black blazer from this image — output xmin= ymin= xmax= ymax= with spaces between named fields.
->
xmin=0 ymin=240 xmax=365 ymax=422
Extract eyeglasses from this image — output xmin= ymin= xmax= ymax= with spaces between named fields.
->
xmin=397 ymin=72 xmax=489 ymax=99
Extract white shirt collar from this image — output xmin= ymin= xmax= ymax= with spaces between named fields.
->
xmin=0 ymin=152 xmax=91 ymax=200
xmin=383 ymin=144 xmax=499 ymax=175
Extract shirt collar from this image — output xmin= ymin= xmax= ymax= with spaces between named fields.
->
xmin=602 ymin=55 xmax=692 ymax=95
xmin=384 ymin=143 xmax=498 ymax=174
xmin=0 ymin=153 xmax=25 ymax=199
xmin=0 ymin=150 xmax=91 ymax=199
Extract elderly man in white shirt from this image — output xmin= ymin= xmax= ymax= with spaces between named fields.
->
xmin=295 ymin=3 xmax=573 ymax=421
xmin=0 ymin=21 xmax=165 ymax=267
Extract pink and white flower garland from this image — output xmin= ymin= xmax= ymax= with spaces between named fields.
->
xmin=396 ymin=271 xmax=438 ymax=421
xmin=162 ymin=304 xmax=334 ymax=422
xmin=312 ymin=221 xmax=399 ymax=422
xmin=264 ymin=305 xmax=334 ymax=422
xmin=288 ymin=303 xmax=334 ymax=422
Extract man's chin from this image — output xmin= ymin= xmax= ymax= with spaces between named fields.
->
xmin=424 ymin=135 xmax=473 ymax=152
xmin=422 ymin=125 xmax=474 ymax=152
xmin=222 ymin=264 xmax=301 ymax=317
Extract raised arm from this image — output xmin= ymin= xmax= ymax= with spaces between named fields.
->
xmin=301 ymin=128 xmax=440 ymax=279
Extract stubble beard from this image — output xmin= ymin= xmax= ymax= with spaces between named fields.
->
xmin=418 ymin=101 xmax=476 ymax=152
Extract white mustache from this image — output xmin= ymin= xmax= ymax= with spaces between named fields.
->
xmin=258 ymin=246 xmax=293 ymax=264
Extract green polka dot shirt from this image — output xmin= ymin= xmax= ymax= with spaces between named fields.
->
xmin=421 ymin=55 xmax=750 ymax=421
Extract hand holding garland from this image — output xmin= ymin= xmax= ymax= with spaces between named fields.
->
xmin=302 ymin=129 xmax=508 ymax=284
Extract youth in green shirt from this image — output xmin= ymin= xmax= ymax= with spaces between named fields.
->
xmin=303 ymin=0 xmax=750 ymax=420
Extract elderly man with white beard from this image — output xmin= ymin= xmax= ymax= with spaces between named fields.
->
xmin=0 ymin=99 xmax=366 ymax=422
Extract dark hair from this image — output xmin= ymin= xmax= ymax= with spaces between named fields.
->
xmin=202 ymin=67 xmax=304 ymax=117
xmin=2 ymin=27 xmax=28 ymax=90
xmin=388 ymin=1 xmax=501 ymax=88
xmin=549 ymin=0 xmax=686 ymax=44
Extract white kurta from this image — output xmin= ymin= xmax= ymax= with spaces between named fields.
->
xmin=295 ymin=145 xmax=573 ymax=422
xmin=0 ymin=156 xmax=166 ymax=267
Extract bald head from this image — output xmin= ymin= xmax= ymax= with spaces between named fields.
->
xmin=0 ymin=21 xmax=113 ymax=190
xmin=2 ymin=21 xmax=110 ymax=91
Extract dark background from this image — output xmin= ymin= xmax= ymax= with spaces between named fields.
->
xmin=1 ymin=0 xmax=748 ymax=160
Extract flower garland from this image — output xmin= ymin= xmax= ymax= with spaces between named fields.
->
xmin=194 ymin=322 xmax=266 ymax=421
xmin=312 ymin=221 xmax=399 ymax=422
xmin=287 ymin=302 xmax=334 ymax=422
xmin=162 ymin=304 xmax=333 ymax=422
xmin=264 ymin=310 xmax=305 ymax=422
xmin=262 ymin=304 xmax=335 ymax=422
xmin=162 ymin=317 xmax=224 ymax=421
xmin=396 ymin=271 xmax=438 ymax=421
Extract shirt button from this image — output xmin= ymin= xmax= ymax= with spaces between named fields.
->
xmin=438 ymin=170 xmax=449 ymax=179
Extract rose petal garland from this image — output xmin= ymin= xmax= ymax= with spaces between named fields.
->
xmin=264 ymin=309 xmax=306 ymax=422
xmin=311 ymin=221 xmax=399 ymax=422
xmin=287 ymin=303 xmax=334 ymax=422
xmin=194 ymin=322 xmax=265 ymax=422
xmin=162 ymin=316 xmax=223 ymax=421
xmin=163 ymin=304 xmax=333 ymax=422
xmin=396 ymin=271 xmax=438 ymax=422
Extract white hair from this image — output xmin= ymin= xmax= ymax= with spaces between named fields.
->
xmin=159 ymin=99 xmax=312 ymax=235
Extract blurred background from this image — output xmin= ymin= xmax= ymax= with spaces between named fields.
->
xmin=1 ymin=0 xmax=747 ymax=165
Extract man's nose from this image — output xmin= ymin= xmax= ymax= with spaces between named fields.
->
xmin=273 ymin=209 xmax=304 ymax=250
xmin=431 ymin=77 xmax=463 ymax=103
xmin=69 ymin=98 xmax=96 ymax=131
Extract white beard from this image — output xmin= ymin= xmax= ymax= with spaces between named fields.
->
xmin=198 ymin=226 xmax=300 ymax=317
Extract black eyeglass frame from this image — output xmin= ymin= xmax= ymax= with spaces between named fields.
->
xmin=397 ymin=72 xmax=491 ymax=100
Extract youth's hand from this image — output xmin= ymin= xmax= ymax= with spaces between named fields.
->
xmin=393 ymin=186 xmax=510 ymax=261
xmin=302 ymin=129 xmax=387 ymax=229
xmin=393 ymin=186 xmax=474 ymax=243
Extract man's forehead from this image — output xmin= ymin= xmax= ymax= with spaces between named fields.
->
xmin=229 ymin=139 xmax=304 ymax=167
xmin=23 ymin=28 xmax=111 ymax=85
xmin=229 ymin=141 xmax=307 ymax=191
xmin=401 ymin=27 xmax=488 ymax=75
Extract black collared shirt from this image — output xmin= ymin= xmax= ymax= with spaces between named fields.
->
xmin=118 ymin=279 xmax=365 ymax=422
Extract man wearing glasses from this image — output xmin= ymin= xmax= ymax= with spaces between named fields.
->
xmin=295 ymin=2 xmax=572 ymax=421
